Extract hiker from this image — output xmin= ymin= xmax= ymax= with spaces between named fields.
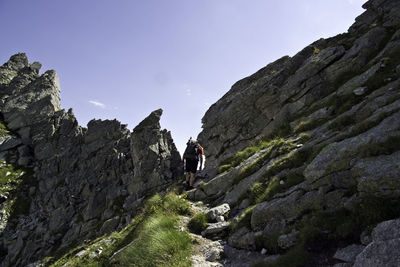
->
xmin=182 ymin=137 xmax=204 ymax=189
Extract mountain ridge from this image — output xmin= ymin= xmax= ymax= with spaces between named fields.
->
xmin=1 ymin=0 xmax=400 ymax=265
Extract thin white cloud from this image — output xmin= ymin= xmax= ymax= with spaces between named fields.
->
xmin=186 ymin=88 xmax=192 ymax=96
xmin=89 ymin=100 xmax=106 ymax=109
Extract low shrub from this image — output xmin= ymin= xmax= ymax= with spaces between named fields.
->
xmin=294 ymin=119 xmax=327 ymax=134
xmin=162 ymin=192 xmax=191 ymax=216
xmin=234 ymin=206 xmax=255 ymax=230
xmin=188 ymin=212 xmax=208 ymax=234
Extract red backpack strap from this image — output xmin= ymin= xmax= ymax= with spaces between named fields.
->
xmin=197 ymin=144 xmax=204 ymax=155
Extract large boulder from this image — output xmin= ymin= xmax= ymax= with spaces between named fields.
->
xmin=354 ymin=218 xmax=400 ymax=267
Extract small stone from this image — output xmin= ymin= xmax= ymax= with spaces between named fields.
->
xmin=75 ymin=250 xmax=86 ymax=258
xmin=396 ymin=64 xmax=400 ymax=74
xmin=353 ymin=86 xmax=367 ymax=96
xmin=333 ymin=244 xmax=365 ymax=263
xmin=261 ymin=248 xmax=268 ymax=255
xmin=207 ymin=203 xmax=230 ymax=221
xmin=88 ymin=247 xmax=103 ymax=259
xmin=278 ymin=230 xmax=298 ymax=249
xmin=360 ymin=230 xmax=372 ymax=245
xmin=279 ymin=180 xmax=285 ymax=185
xmin=202 ymin=222 xmax=229 ymax=236
xmin=216 ymin=216 xmax=225 ymax=222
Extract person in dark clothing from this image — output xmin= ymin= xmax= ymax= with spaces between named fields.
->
xmin=182 ymin=137 xmax=204 ymax=189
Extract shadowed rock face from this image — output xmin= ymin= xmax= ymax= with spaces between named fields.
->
xmin=0 ymin=54 xmax=182 ymax=266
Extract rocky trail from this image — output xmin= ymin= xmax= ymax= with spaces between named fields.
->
xmin=180 ymin=193 xmax=278 ymax=267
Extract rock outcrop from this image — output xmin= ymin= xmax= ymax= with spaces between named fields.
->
xmin=192 ymin=0 xmax=400 ymax=265
xmin=199 ymin=0 xmax=400 ymax=176
xmin=0 ymin=54 xmax=182 ymax=266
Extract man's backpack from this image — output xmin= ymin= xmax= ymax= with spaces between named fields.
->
xmin=183 ymin=139 xmax=198 ymax=160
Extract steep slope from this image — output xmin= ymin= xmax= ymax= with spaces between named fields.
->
xmin=199 ymin=0 xmax=400 ymax=176
xmin=192 ymin=0 xmax=400 ymax=265
xmin=0 ymin=54 xmax=182 ymax=266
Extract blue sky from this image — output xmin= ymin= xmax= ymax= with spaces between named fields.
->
xmin=0 ymin=0 xmax=366 ymax=153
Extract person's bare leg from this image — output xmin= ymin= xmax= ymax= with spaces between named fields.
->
xmin=185 ymin=172 xmax=190 ymax=184
xmin=189 ymin=172 xmax=196 ymax=186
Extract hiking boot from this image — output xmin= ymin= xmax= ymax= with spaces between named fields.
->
xmin=185 ymin=184 xmax=194 ymax=190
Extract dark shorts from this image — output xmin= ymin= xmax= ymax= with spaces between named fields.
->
xmin=185 ymin=158 xmax=198 ymax=173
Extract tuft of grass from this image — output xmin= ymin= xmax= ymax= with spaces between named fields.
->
xmin=0 ymin=160 xmax=25 ymax=195
xmin=116 ymin=215 xmax=191 ymax=267
xmin=262 ymin=147 xmax=312 ymax=179
xmin=250 ymin=171 xmax=305 ymax=205
xmin=0 ymin=121 xmax=9 ymax=136
xmin=188 ymin=212 xmax=208 ymax=234
xmin=294 ymin=119 xmax=328 ymax=134
xmin=217 ymin=139 xmax=280 ymax=175
xmin=298 ymin=132 xmax=312 ymax=143
xmin=233 ymin=138 xmax=297 ymax=184
xmin=234 ymin=206 xmax=255 ymax=231
xmin=162 ymin=193 xmax=191 ymax=216
xmin=51 ymin=193 xmax=193 ymax=267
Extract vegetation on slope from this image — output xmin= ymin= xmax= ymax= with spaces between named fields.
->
xmin=49 ymin=192 xmax=192 ymax=267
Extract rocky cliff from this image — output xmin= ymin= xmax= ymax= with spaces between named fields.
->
xmin=1 ymin=0 xmax=400 ymax=266
xmin=192 ymin=0 xmax=400 ymax=265
xmin=0 ymin=54 xmax=182 ymax=266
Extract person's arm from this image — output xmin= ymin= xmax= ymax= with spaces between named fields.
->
xmin=198 ymin=145 xmax=204 ymax=171
xmin=199 ymin=155 xmax=203 ymax=171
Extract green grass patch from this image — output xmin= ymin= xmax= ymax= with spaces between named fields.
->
xmin=217 ymin=139 xmax=279 ymax=175
xmin=232 ymin=138 xmax=297 ymax=184
xmin=0 ymin=121 xmax=9 ymax=136
xmin=294 ymin=118 xmax=328 ymax=134
xmin=217 ymin=127 xmax=296 ymax=175
xmin=234 ymin=206 xmax=255 ymax=231
xmin=262 ymin=147 xmax=312 ymax=179
xmin=250 ymin=171 xmax=305 ymax=205
xmin=298 ymin=132 xmax=313 ymax=143
xmin=188 ymin=212 xmax=208 ymax=234
xmin=50 ymin=192 xmax=192 ymax=267
xmin=116 ymin=215 xmax=191 ymax=267
xmin=0 ymin=160 xmax=25 ymax=195
xmin=162 ymin=193 xmax=191 ymax=216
